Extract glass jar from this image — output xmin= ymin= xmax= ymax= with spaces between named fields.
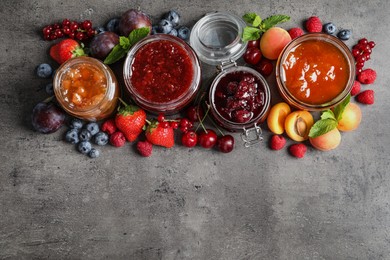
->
xmin=53 ymin=56 xmax=119 ymax=121
xmin=123 ymin=34 xmax=201 ymax=115
xmin=276 ymin=33 xmax=355 ymax=111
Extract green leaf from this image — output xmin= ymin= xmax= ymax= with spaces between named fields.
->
xmin=333 ymin=94 xmax=351 ymax=121
xmin=119 ymin=36 xmax=130 ymax=49
xmin=320 ymin=110 xmax=336 ymax=121
xmin=308 ymin=118 xmax=338 ymax=138
xmin=252 ymin=15 xmax=262 ymax=27
xmin=243 ymin=13 xmax=258 ymax=24
xmin=261 ymin=15 xmax=290 ymax=31
xmin=128 ymin=27 xmax=150 ymax=46
xmin=104 ymin=44 xmax=127 ymax=65
xmin=242 ymin=26 xmax=261 ymax=42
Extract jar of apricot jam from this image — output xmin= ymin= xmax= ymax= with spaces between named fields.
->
xmin=123 ymin=34 xmax=201 ymax=114
xmin=54 ymin=57 xmax=119 ymax=121
xmin=276 ymin=33 xmax=355 ymax=111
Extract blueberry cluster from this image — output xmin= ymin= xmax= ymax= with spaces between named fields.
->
xmin=152 ymin=10 xmax=191 ymax=41
xmin=64 ymin=119 xmax=109 ymax=158
xmin=322 ymin=22 xmax=351 ymax=41
xmin=36 ymin=63 xmax=56 ymax=96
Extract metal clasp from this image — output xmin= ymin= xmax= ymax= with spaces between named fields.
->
xmin=217 ymin=59 xmax=237 ymax=72
xmin=241 ymin=123 xmax=263 ymax=148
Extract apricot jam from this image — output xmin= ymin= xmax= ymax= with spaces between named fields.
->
xmin=54 ymin=57 xmax=119 ymax=121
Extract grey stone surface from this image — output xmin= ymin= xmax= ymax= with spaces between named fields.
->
xmin=1 ymin=0 xmax=390 ymax=259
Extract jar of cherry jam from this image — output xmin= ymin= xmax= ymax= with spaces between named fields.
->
xmin=53 ymin=57 xmax=119 ymax=121
xmin=123 ymin=34 xmax=201 ymax=114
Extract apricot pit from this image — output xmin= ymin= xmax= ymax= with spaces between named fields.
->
xmin=284 ymin=110 xmax=314 ymax=142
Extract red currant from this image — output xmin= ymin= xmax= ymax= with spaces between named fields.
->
xmin=181 ymin=130 xmax=198 ymax=148
xmin=358 ymin=38 xmax=368 ymax=45
xmin=63 ymin=26 xmax=71 ymax=35
xmin=352 ymin=48 xmax=360 ymax=57
xmin=70 ymin=21 xmax=79 ymax=31
xmin=368 ymin=41 xmax=376 ymax=49
xmin=160 ymin=121 xmax=170 ymax=128
xmin=76 ymin=32 xmax=85 ymax=40
xmin=243 ymin=47 xmax=262 ymax=65
xmin=198 ymin=129 xmax=217 ymax=149
xmin=62 ymin=19 xmax=71 ymax=27
xmin=170 ymin=121 xmax=179 ymax=129
xmin=42 ymin=26 xmax=51 ymax=36
xmin=82 ymin=20 xmax=92 ymax=30
xmin=217 ymin=135 xmax=234 ymax=153
xmin=157 ymin=113 xmax=165 ymax=123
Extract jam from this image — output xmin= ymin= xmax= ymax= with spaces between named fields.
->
xmin=282 ymin=39 xmax=349 ymax=105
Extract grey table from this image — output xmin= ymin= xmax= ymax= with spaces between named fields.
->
xmin=1 ymin=0 xmax=389 ymax=259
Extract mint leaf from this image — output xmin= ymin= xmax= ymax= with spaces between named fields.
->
xmin=320 ymin=110 xmax=336 ymax=121
xmin=119 ymin=36 xmax=130 ymax=49
xmin=252 ymin=15 xmax=262 ymax=27
xmin=104 ymin=45 xmax=127 ymax=65
xmin=261 ymin=15 xmax=290 ymax=31
xmin=333 ymin=94 xmax=351 ymax=121
xmin=242 ymin=26 xmax=261 ymax=42
xmin=243 ymin=13 xmax=258 ymax=24
xmin=308 ymin=118 xmax=337 ymax=138
xmin=128 ymin=27 xmax=150 ymax=46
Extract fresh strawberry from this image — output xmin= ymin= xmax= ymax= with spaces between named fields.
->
xmin=136 ymin=140 xmax=153 ymax=157
xmin=356 ymin=89 xmax=375 ymax=105
xmin=269 ymin=135 xmax=286 ymax=150
xmin=115 ymin=100 xmax=146 ymax=142
xmin=289 ymin=143 xmax=307 ymax=158
xmin=145 ymin=121 xmax=175 ymax=148
xmin=49 ymin=39 xmax=86 ymax=64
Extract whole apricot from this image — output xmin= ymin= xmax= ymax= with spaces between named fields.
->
xmin=260 ymin=27 xmax=292 ymax=60
xmin=337 ymin=103 xmax=362 ymax=132
xmin=267 ymin=102 xmax=291 ymax=134
xmin=309 ymin=128 xmax=341 ymax=151
xmin=284 ymin=110 xmax=314 ymax=142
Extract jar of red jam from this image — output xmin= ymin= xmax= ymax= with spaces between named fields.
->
xmin=276 ymin=33 xmax=355 ymax=111
xmin=123 ymin=34 xmax=201 ymax=114
xmin=53 ymin=57 xmax=119 ymax=121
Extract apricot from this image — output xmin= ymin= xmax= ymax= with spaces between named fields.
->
xmin=267 ymin=102 xmax=291 ymax=134
xmin=284 ymin=110 xmax=314 ymax=142
xmin=309 ymin=128 xmax=341 ymax=151
xmin=260 ymin=27 xmax=292 ymax=60
xmin=337 ymin=103 xmax=362 ymax=132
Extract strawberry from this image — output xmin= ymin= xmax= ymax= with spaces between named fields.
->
xmin=356 ymin=89 xmax=375 ymax=105
xmin=49 ymin=39 xmax=86 ymax=64
xmin=269 ymin=135 xmax=286 ymax=150
xmin=145 ymin=121 xmax=175 ymax=148
xmin=115 ymin=100 xmax=146 ymax=142
xmin=289 ymin=143 xmax=307 ymax=158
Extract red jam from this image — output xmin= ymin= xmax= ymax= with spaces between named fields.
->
xmin=130 ymin=40 xmax=194 ymax=103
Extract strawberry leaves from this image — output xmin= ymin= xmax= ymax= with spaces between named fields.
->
xmin=242 ymin=13 xmax=290 ymax=42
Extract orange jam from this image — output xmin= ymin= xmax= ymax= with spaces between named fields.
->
xmin=282 ymin=39 xmax=349 ymax=105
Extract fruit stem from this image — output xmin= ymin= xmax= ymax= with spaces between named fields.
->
xmin=209 ymin=117 xmax=225 ymax=136
xmin=195 ymin=102 xmax=210 ymax=133
xmin=118 ymin=97 xmax=128 ymax=106
xmin=43 ymin=96 xmax=54 ymax=103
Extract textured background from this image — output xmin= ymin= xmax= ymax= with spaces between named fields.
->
xmin=1 ymin=0 xmax=390 ymax=259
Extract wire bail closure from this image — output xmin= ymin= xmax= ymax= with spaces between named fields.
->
xmin=241 ymin=123 xmax=263 ymax=147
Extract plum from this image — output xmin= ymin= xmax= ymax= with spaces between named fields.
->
xmin=89 ymin=31 xmax=119 ymax=60
xmin=118 ymin=9 xmax=152 ymax=36
xmin=32 ymin=102 xmax=66 ymax=134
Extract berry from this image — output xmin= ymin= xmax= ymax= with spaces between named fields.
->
xmin=217 ymin=135 xmax=234 ymax=153
xmin=45 ymin=83 xmax=54 ymax=95
xmin=165 ymin=10 xmax=180 ymax=27
xmin=106 ymin=18 xmax=120 ymax=33
xmin=32 ymin=102 xmax=66 ymax=134
xmin=94 ymin=132 xmax=109 ymax=146
xmin=269 ymin=135 xmax=286 ymax=150
xmin=357 ymin=68 xmax=377 ymax=84
xmin=95 ymin=26 xmax=106 ymax=34
xmin=145 ymin=121 xmax=175 ymax=148
xmin=82 ymin=20 xmax=92 ymax=30
xmin=157 ymin=113 xmax=165 ymax=123
xmin=288 ymin=27 xmax=304 ymax=39
xmin=69 ymin=118 xmax=83 ymax=129
xmin=85 ymin=122 xmax=100 ymax=136
xmin=350 ymin=81 xmax=361 ymax=96
xmin=109 ymin=131 xmax=126 ymax=147
xmin=368 ymin=41 xmax=376 ymax=49
xmin=158 ymin=19 xmax=173 ymax=34
xmin=356 ymin=90 xmax=374 ymax=105
xmin=181 ymin=130 xmax=198 ymax=148
xmin=78 ymin=141 xmax=92 ymax=154
xmin=79 ymin=129 xmax=92 ymax=141
xmin=337 ymin=29 xmax=352 ymax=41
xmin=254 ymin=58 xmax=273 ymax=77
xmin=168 ymin=28 xmax=178 ymax=37
xmin=247 ymin=39 xmax=260 ymax=48
xmin=101 ymin=119 xmax=117 ymax=135
xmin=136 ymin=141 xmax=153 ymax=157
xmin=177 ymin=26 xmax=190 ymax=40
xmin=49 ymin=39 xmax=86 ymax=65
xmin=88 ymin=148 xmax=100 ymax=158
xmin=323 ymin=22 xmax=336 ymax=34
xmin=243 ymin=47 xmax=262 ymax=65
xmin=170 ymin=121 xmax=179 ymax=129
xmin=198 ymin=129 xmax=217 ymax=149
xmin=305 ymin=16 xmax=322 ymax=33
xmin=36 ymin=63 xmax=53 ymax=78
xmin=186 ymin=106 xmax=204 ymax=123
xmin=151 ymin=25 xmax=160 ymax=35
xmin=65 ymin=129 xmax=80 ymax=144
xmin=289 ymin=143 xmax=307 ymax=158
xmin=115 ymin=101 xmax=146 ymax=142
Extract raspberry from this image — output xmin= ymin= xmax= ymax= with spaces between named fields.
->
xmin=289 ymin=143 xmax=307 ymax=158
xmin=269 ymin=135 xmax=286 ymax=150
xmin=356 ymin=89 xmax=375 ymax=105
xmin=101 ymin=118 xmax=117 ymax=135
xmin=109 ymin=131 xmax=126 ymax=147
xmin=136 ymin=141 xmax=153 ymax=157
xmin=350 ymin=80 xmax=361 ymax=96
xmin=357 ymin=68 xmax=377 ymax=84
xmin=288 ymin=27 xmax=304 ymax=39
xmin=305 ymin=16 xmax=322 ymax=33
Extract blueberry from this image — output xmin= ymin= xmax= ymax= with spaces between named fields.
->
xmin=45 ymin=83 xmax=54 ymax=95
xmin=158 ymin=19 xmax=173 ymax=34
xmin=94 ymin=131 xmax=109 ymax=146
xmin=36 ymin=63 xmax=53 ymax=78
xmin=337 ymin=29 xmax=352 ymax=41
xmin=151 ymin=25 xmax=160 ymax=35
xmin=177 ymin=26 xmax=190 ymax=40
xmin=65 ymin=129 xmax=79 ymax=144
xmin=95 ymin=26 xmax=106 ymax=34
xmin=85 ymin=122 xmax=99 ymax=136
xmin=88 ymin=148 xmax=100 ymax=158
xmin=168 ymin=28 xmax=178 ymax=37
xmin=79 ymin=129 xmax=92 ymax=141
xmin=106 ymin=18 xmax=120 ymax=33
xmin=69 ymin=118 xmax=83 ymax=129
xmin=51 ymin=69 xmax=57 ymax=79
xmin=323 ymin=22 xmax=336 ymax=35
xmin=78 ymin=141 xmax=92 ymax=154
xmin=165 ymin=10 xmax=180 ymax=27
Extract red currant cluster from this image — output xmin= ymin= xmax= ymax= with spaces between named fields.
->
xmin=42 ymin=19 xmax=96 ymax=41
xmin=243 ymin=39 xmax=273 ymax=77
xmin=352 ymin=38 xmax=376 ymax=76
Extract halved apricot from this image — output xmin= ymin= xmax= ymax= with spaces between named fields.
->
xmin=285 ymin=110 xmax=314 ymax=142
xmin=267 ymin=102 xmax=291 ymax=134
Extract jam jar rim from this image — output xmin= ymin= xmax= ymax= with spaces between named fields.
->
xmin=53 ymin=56 xmax=114 ymax=113
xmin=123 ymin=34 xmax=201 ymax=114
xmin=275 ymin=33 xmax=355 ymax=111
xmin=209 ymin=65 xmax=271 ymax=130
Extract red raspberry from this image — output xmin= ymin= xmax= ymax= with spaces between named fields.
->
xmin=109 ymin=131 xmax=126 ymax=147
xmin=305 ymin=16 xmax=322 ymax=33
xmin=356 ymin=89 xmax=375 ymax=105
xmin=289 ymin=143 xmax=307 ymax=158
xmin=269 ymin=135 xmax=286 ymax=150
xmin=136 ymin=140 xmax=153 ymax=157
xmin=350 ymin=80 xmax=361 ymax=96
xmin=101 ymin=119 xmax=117 ymax=135
xmin=288 ymin=27 xmax=304 ymax=39
xmin=357 ymin=68 xmax=377 ymax=84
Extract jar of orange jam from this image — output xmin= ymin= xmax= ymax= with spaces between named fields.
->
xmin=276 ymin=33 xmax=355 ymax=111
xmin=53 ymin=57 xmax=119 ymax=121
